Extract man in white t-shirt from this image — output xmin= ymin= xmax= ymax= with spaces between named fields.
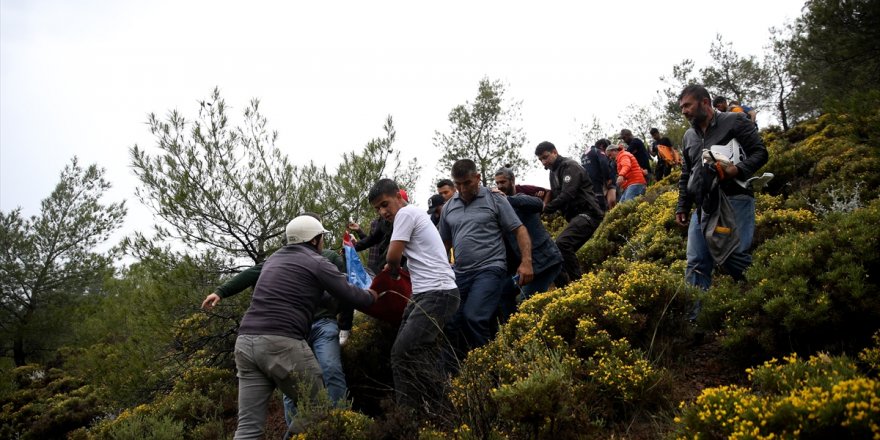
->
xmin=368 ymin=178 xmax=461 ymax=412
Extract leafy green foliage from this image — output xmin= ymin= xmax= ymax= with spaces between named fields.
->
xmin=762 ymin=112 xmax=880 ymax=206
xmin=89 ymin=366 xmax=237 ymax=439
xmin=316 ymin=115 xmax=422 ymax=235
xmin=64 ymin=250 xmax=233 ymax=407
xmin=434 ymin=77 xmax=531 ymax=186
xmin=578 ymin=188 xmax=686 ymax=273
xmin=787 ymin=0 xmax=880 ymax=126
xmin=720 ymin=199 xmax=880 ymax=362
xmin=700 ymin=34 xmax=769 ymax=109
xmin=0 ymin=157 xmax=125 ymax=366
xmin=0 ymin=365 xmax=108 ymax=440
xmin=131 ymin=88 xmax=300 ymax=264
xmin=131 ymin=89 xmax=419 ymax=259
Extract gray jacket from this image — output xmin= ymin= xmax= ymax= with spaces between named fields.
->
xmin=238 ymin=244 xmax=374 ymax=340
xmin=677 ymin=111 xmax=769 ymax=215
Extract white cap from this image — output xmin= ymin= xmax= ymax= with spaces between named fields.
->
xmin=285 ymin=215 xmax=329 ymax=244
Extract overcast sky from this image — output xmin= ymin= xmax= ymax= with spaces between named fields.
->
xmin=1 ymin=0 xmax=805 ymax=238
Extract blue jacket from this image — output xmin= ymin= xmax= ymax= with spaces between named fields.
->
xmin=506 ymin=193 xmax=563 ymax=274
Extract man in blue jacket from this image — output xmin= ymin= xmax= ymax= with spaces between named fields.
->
xmin=493 ymin=166 xmax=564 ymax=323
xmin=494 ymin=166 xmax=563 ymax=298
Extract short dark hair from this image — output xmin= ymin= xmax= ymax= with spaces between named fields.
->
xmin=594 ymin=138 xmax=611 ymax=150
xmin=659 ymin=137 xmax=673 ymax=147
xmin=367 ymin=178 xmax=400 ymax=203
xmin=649 ymin=127 xmax=659 ymax=135
xmin=534 ymin=141 xmax=556 ymax=156
xmin=436 ymin=178 xmax=454 ymax=189
xmin=712 ymin=96 xmax=728 ymax=106
xmin=451 ymin=159 xmax=478 ymax=179
xmin=679 ymin=84 xmax=711 ymax=103
xmin=494 ymin=164 xmax=515 ymax=180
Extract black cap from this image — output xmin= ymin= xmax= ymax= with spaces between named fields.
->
xmin=427 ymin=194 xmax=446 ymax=213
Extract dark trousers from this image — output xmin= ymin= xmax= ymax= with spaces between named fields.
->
xmin=391 ymin=289 xmax=460 ymax=410
xmin=555 ymin=214 xmax=598 ymax=287
xmin=655 ymin=161 xmax=671 ymax=181
xmin=443 ymin=267 xmax=506 ymax=371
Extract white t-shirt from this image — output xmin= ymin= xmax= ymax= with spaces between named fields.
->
xmin=390 ymin=205 xmax=457 ymax=294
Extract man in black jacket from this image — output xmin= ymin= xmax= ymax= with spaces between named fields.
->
xmin=620 ymin=129 xmax=652 ymax=183
xmin=676 ymin=85 xmax=768 ymax=294
xmin=535 ymin=141 xmax=604 ymax=287
xmin=581 ymin=143 xmax=614 ymax=212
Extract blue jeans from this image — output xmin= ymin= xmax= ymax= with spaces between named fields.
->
xmin=283 ymin=318 xmax=346 ymax=427
xmin=522 ymin=262 xmax=562 ymax=299
xmin=445 ymin=266 xmax=506 ymax=362
xmin=619 ymin=183 xmax=646 ymax=202
xmin=686 ymin=194 xmax=756 ymax=291
xmin=497 ymin=262 xmax=562 ymax=326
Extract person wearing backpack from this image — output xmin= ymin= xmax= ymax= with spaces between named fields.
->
xmin=655 ymin=136 xmax=682 ymax=181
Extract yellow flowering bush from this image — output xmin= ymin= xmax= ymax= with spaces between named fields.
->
xmin=578 ymin=190 xmax=688 ymax=273
xmin=88 ymin=366 xmax=236 ymax=439
xmin=860 ymin=332 xmax=880 ymax=374
xmin=450 ymin=270 xmax=675 ymax=438
xmin=764 ymin=112 xmax=880 ymax=204
xmin=675 ymin=353 xmax=880 ymax=439
xmin=289 ymin=408 xmax=375 ymax=440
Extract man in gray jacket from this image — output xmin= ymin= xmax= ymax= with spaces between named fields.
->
xmin=204 ymin=215 xmax=378 ymax=439
xmin=675 ymin=85 xmax=768 ymax=295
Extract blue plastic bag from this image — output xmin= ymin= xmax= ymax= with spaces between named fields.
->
xmin=344 ymin=244 xmax=372 ymax=289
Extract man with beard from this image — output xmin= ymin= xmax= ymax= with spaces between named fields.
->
xmin=535 ymin=141 xmax=604 ymax=287
xmin=676 ymin=85 xmax=768 ymax=298
xmin=493 ymin=166 xmax=563 ymax=320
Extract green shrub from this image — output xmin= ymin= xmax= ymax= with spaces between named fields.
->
xmin=763 ymin=112 xmax=880 ymax=204
xmin=579 ymin=190 xmax=687 ymax=274
xmin=0 ymin=365 xmax=109 ymax=440
xmin=89 ymin=366 xmax=236 ymax=439
xmin=289 ymin=408 xmax=375 ymax=440
xmin=449 ymin=267 xmax=683 ymax=439
xmin=721 ymin=200 xmax=880 ymax=362
xmin=674 ymin=353 xmax=880 ymax=439
xmin=103 ymin=414 xmax=185 ymax=440
xmin=340 ymin=314 xmax=399 ymax=415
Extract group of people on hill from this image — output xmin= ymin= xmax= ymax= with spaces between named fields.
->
xmin=200 ymin=83 xmax=768 ymax=439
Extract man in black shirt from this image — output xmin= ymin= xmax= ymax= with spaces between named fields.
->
xmin=620 ymin=129 xmax=652 ymax=183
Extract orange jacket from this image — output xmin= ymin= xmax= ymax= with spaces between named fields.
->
xmin=616 ymin=150 xmax=646 ymax=189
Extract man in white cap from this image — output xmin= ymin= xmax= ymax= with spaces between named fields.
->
xmin=203 ymin=215 xmax=379 ymax=439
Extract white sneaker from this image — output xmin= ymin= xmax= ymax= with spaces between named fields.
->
xmin=339 ymin=330 xmax=350 ymax=346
